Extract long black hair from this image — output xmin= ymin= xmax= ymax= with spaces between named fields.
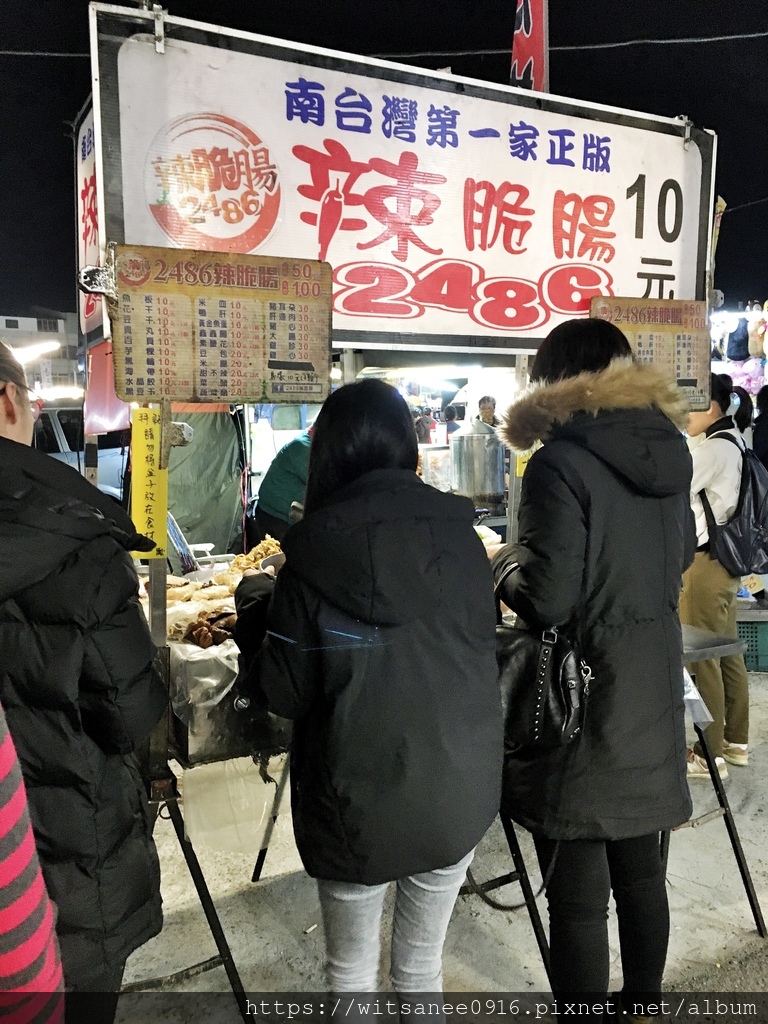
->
xmin=303 ymin=379 xmax=418 ymax=515
xmin=731 ymin=385 xmax=754 ymax=433
xmin=530 ymin=318 xmax=633 ymax=384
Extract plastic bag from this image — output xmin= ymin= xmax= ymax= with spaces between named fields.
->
xmin=183 ymin=754 xmax=289 ymax=855
xmin=683 ymin=667 xmax=714 ymax=728
xmin=169 ymin=639 xmax=241 ymax=726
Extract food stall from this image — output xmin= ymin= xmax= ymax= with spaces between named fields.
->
xmin=81 ymin=240 xmax=332 ymax=788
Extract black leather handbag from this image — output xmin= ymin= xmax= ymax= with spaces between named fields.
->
xmin=495 ymin=562 xmax=592 ymax=752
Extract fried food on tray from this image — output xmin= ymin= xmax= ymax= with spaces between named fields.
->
xmin=183 ymin=609 xmax=238 ymax=648
xmin=231 ymin=535 xmax=282 ymax=573
xmin=166 ymin=581 xmax=203 ymax=603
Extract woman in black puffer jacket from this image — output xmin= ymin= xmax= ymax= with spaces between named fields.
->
xmin=236 ymin=379 xmax=502 ymax=998
xmin=493 ymin=319 xmax=695 ymax=1019
xmin=0 ymin=343 xmax=165 ymax=1013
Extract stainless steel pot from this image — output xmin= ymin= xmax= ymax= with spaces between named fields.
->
xmin=451 ymin=432 xmax=506 ymax=514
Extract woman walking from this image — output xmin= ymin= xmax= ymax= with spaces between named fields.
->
xmin=492 ymin=318 xmax=694 ymax=1019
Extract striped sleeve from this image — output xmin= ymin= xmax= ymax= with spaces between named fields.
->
xmin=0 ymin=701 xmax=63 ymax=1023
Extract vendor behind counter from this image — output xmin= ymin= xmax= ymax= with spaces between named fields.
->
xmin=247 ymin=429 xmax=311 ymax=545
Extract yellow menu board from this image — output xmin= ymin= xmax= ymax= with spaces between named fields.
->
xmin=108 ymin=244 xmax=332 ymax=403
xmin=130 ymin=408 xmax=168 ymax=559
xmin=590 ymin=296 xmax=710 ymax=410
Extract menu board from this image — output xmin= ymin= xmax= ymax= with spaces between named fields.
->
xmin=591 ymin=296 xmax=710 ymax=410
xmin=108 ymin=244 xmax=332 ymax=402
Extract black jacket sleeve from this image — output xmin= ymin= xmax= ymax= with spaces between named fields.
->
xmin=492 ymin=448 xmax=587 ymax=628
xmin=80 ymin=549 xmax=166 ymax=755
xmin=257 ymin=567 xmax=321 ymax=720
xmin=234 ymin=572 xmax=277 ymax=668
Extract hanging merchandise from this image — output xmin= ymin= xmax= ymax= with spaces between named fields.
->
xmin=726 ymin=318 xmax=750 ymax=361
xmin=748 ymin=316 xmax=766 ymax=357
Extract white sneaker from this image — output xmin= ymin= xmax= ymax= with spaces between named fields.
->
xmin=687 ymin=747 xmax=728 ymax=780
xmin=722 ymin=742 xmax=749 ymax=766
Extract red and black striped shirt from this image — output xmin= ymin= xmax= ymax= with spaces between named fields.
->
xmin=0 ymin=699 xmax=63 ymax=1021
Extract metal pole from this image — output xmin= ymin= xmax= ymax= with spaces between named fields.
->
xmin=694 ymin=724 xmax=767 ymax=937
xmin=166 ymin=798 xmax=250 ymax=1021
xmin=506 ymin=353 xmax=530 ymax=544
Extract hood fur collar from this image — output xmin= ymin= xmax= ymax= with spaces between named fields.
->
xmin=501 ymin=358 xmax=690 ymax=451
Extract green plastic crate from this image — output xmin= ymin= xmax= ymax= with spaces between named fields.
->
xmin=737 ymin=621 xmax=768 ymax=672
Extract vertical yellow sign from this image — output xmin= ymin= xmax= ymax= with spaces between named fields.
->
xmin=130 ymin=408 xmax=168 ymax=559
xmin=515 ymin=451 xmax=533 ymax=477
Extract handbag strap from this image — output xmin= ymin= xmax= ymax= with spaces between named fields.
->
xmin=494 ymin=560 xmax=519 ymax=625
xmin=494 ymin=562 xmax=561 ymax=650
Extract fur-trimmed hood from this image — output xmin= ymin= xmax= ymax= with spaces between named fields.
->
xmin=501 ymin=359 xmax=692 ymax=498
xmin=501 ymin=358 xmax=689 ymax=450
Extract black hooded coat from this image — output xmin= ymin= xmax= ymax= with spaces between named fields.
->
xmin=493 ymin=359 xmax=695 ymax=841
xmin=0 ymin=438 xmax=165 ymax=985
xmin=236 ymin=468 xmax=503 ymax=885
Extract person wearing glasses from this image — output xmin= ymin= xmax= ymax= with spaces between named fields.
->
xmin=0 ymin=382 xmax=44 ymax=425
xmin=0 ymin=344 xmax=165 ymax=1022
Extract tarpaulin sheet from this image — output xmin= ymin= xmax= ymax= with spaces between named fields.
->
xmin=168 ymin=411 xmax=244 ymax=562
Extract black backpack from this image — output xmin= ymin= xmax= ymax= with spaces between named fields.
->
xmin=700 ymin=432 xmax=768 ymax=577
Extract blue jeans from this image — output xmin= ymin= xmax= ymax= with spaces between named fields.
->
xmin=316 ymin=850 xmax=474 ymax=994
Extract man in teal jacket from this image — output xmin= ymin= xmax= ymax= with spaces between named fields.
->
xmin=250 ymin=430 xmax=311 ymax=543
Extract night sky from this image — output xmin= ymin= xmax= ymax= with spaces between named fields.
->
xmin=1 ymin=0 xmax=766 ymax=316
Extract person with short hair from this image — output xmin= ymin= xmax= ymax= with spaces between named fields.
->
xmin=679 ymin=372 xmax=751 ymax=778
xmin=420 ymin=406 xmax=435 ymax=436
xmin=462 ymin=395 xmax=502 ymax=435
xmin=443 ymin=405 xmax=460 ymax=434
xmin=492 ymin=317 xmax=694 ymax=1019
xmin=476 ymin=395 xmax=501 ymax=427
xmin=412 ymin=406 xmax=430 ymax=444
xmin=235 ymin=379 xmax=502 ymax=1000
xmin=0 ymin=343 xmax=165 ymax=1021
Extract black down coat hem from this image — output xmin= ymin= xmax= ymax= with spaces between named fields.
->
xmin=494 ymin=359 xmax=695 ymax=842
xmin=0 ymin=437 xmax=166 ymax=985
xmin=236 ymin=468 xmax=504 ymax=885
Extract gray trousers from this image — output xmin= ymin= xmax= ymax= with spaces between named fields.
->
xmin=316 ymin=850 xmax=474 ymax=994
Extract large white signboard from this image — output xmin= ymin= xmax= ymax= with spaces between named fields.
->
xmin=91 ymin=5 xmax=715 ymax=353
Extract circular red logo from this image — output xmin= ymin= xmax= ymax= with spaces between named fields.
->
xmin=116 ymin=250 xmax=151 ymax=287
xmin=145 ymin=113 xmax=281 ymax=252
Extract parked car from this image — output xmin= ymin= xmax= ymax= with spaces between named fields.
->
xmin=33 ymin=404 xmax=129 ymax=502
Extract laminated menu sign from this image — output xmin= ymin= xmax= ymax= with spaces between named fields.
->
xmin=130 ymin=407 xmax=168 ymax=559
xmin=590 ymin=296 xmax=710 ymax=410
xmin=109 ymin=244 xmax=332 ymax=402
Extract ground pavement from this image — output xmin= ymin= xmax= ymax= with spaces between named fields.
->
xmin=115 ymin=675 xmax=768 ymax=1022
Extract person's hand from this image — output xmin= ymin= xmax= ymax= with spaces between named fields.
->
xmin=484 ymin=541 xmax=506 ymax=560
xmin=242 ymin=566 xmax=275 ymax=578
